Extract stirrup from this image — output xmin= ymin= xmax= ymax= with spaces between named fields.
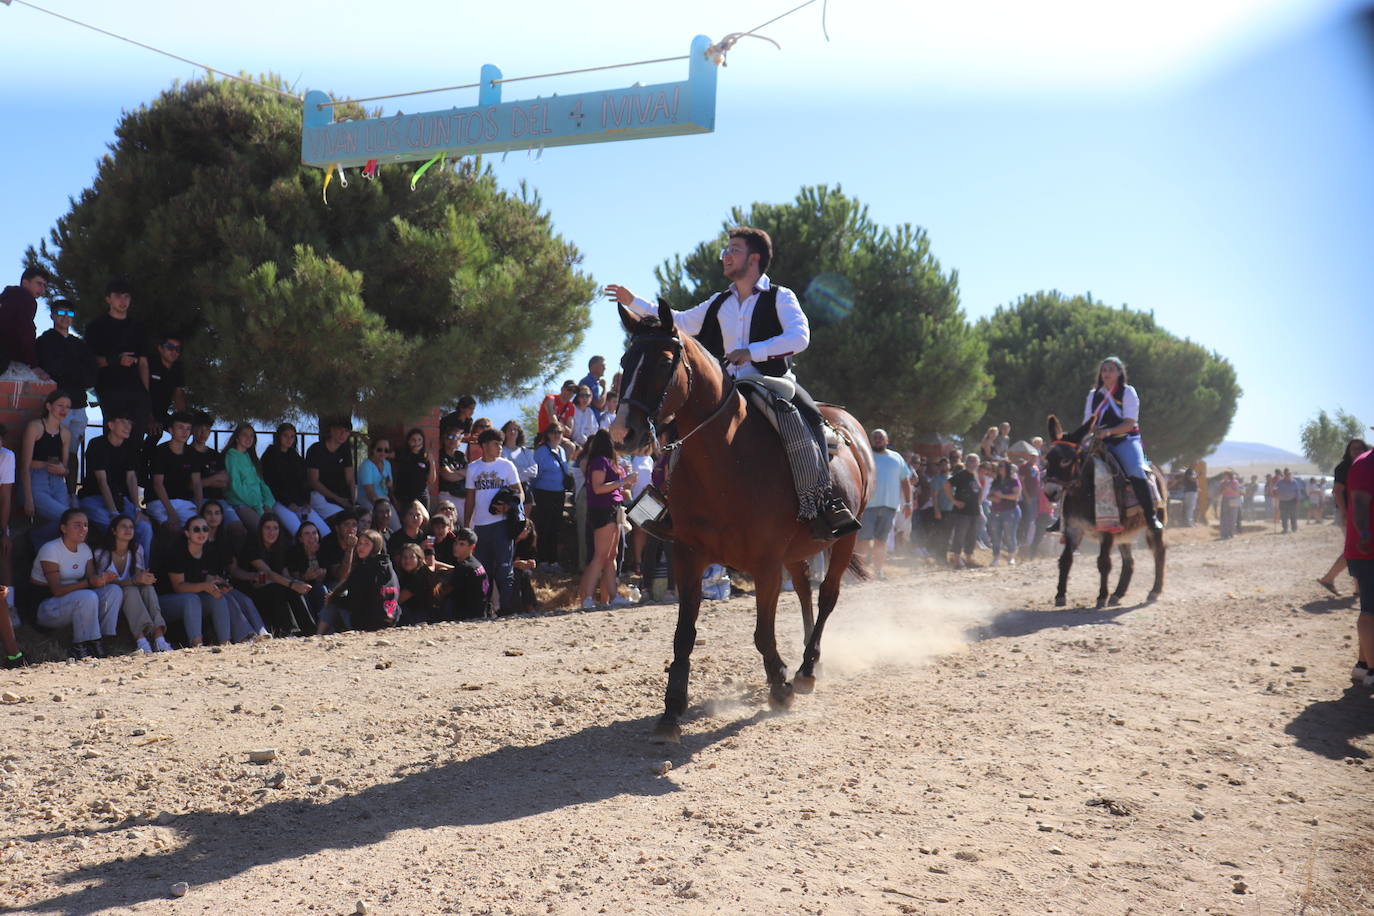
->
xmin=812 ymin=497 xmax=861 ymax=540
xmin=639 ymin=514 xmax=675 ymax=542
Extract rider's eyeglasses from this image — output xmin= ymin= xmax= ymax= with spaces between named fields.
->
xmin=719 ymin=245 xmax=748 ymax=259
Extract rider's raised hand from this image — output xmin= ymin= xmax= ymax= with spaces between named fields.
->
xmin=605 ymin=284 xmax=635 ymax=306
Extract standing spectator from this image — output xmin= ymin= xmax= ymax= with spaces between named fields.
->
xmin=943 ymin=454 xmax=982 ymax=569
xmin=1307 ymin=478 xmax=1324 ymax=524
xmin=465 ymin=428 xmax=522 ymax=613
xmin=30 ymin=509 xmax=122 ymax=659
xmin=1266 ymin=470 xmax=1280 ymax=526
xmin=140 ymin=332 xmax=187 ymax=457
xmin=36 ymin=299 xmax=97 ymax=485
xmin=578 ymin=430 xmax=633 ymax=609
xmin=538 ymin=380 xmax=578 ymax=436
xmin=1319 ymin=438 xmax=1368 ymax=595
xmin=625 ymin=444 xmax=656 ymax=576
xmin=568 ymin=386 xmax=599 ymax=446
xmin=84 ymin=279 xmax=150 ymax=434
xmin=857 ymin=429 xmax=910 ymax=580
xmin=440 ymin=396 xmax=477 ymax=442
xmin=500 ymin=421 xmax=538 ymax=495
xmin=465 ymin=418 xmax=494 ymax=461
xmin=580 ymin=355 xmax=609 ymax=413
xmin=92 ymin=515 xmax=171 ymax=653
xmin=306 ymin=418 xmax=358 ymax=523
xmin=1217 ymin=470 xmax=1243 ymax=539
xmin=978 ymin=427 xmax=1000 ymax=461
xmin=987 ymin=459 xmax=1022 ymax=566
xmin=1275 ymin=468 xmax=1301 ymax=534
xmin=0 ymin=423 xmax=15 ymax=647
xmin=145 ymin=412 xmax=201 ymax=531
xmin=77 ymin=410 xmax=154 ymax=562
xmin=393 ymin=428 xmax=435 ymax=512
xmin=994 ymin=422 xmax=1011 ymax=458
xmin=531 ymin=424 xmax=573 ymax=571
xmin=19 ymin=390 xmax=75 ymax=548
xmin=1342 ymin=446 xmax=1374 ymax=686
xmin=0 ymin=267 xmax=51 ymax=377
xmin=437 ymin=423 xmax=470 ymax=526
xmin=1016 ymin=450 xmax=1042 ymax=559
xmin=224 ymin=423 xmax=276 ymax=535
xmin=1180 ymin=467 xmax=1199 ymax=527
xmin=260 ymin=423 xmax=329 ymax=537
xmin=1243 ymin=475 xmax=1259 ymax=522
xmin=925 ymin=456 xmax=951 ymax=563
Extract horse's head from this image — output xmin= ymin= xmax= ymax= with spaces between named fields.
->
xmin=609 ymin=299 xmax=687 ymax=454
xmin=1041 ymin=414 xmax=1090 ymax=500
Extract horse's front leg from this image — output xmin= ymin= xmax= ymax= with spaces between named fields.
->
xmin=751 ymin=565 xmax=792 ymax=710
xmin=654 ymin=545 xmax=707 ymax=744
xmin=1095 ymin=535 xmax=1114 ymax=609
xmin=788 ymin=557 xmax=816 ymax=649
xmin=1055 ymin=530 xmax=1077 ymax=606
xmin=1109 ymin=542 xmax=1134 ymax=605
xmin=1146 ymin=528 xmax=1166 ymax=603
xmin=797 ymin=534 xmax=855 ymax=691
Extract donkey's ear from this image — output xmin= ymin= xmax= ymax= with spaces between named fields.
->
xmin=618 ymin=304 xmax=638 ymax=334
xmin=1048 ymin=414 xmax=1063 ymax=442
xmin=657 ymin=297 xmax=675 ymax=333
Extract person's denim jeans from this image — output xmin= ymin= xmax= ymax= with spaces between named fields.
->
xmin=28 ymin=467 xmax=71 ymax=547
xmin=79 ymin=496 xmax=154 ymax=564
xmin=989 ymin=507 xmax=1021 ymax=558
xmin=36 ymin=584 xmax=121 ymax=643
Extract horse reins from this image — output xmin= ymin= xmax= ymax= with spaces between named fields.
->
xmin=621 ymin=333 xmax=739 ymax=453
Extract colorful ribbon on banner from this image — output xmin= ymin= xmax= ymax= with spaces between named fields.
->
xmin=362 ymin=158 xmax=379 ymax=180
xmin=322 ymin=163 xmax=336 ymax=204
xmin=410 ymin=152 xmax=441 ymax=190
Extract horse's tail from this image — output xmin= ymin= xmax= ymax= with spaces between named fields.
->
xmin=846 ymin=550 xmax=871 ymax=582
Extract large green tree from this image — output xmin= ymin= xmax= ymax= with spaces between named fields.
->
xmin=1300 ymin=408 xmax=1365 ymax=471
xmin=29 ymin=76 xmax=595 ymax=423
xmin=974 ymin=291 xmax=1240 ymax=466
xmin=653 ymin=185 xmax=991 ymax=442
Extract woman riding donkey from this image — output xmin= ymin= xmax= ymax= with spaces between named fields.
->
xmin=606 ymin=226 xmax=862 ymax=541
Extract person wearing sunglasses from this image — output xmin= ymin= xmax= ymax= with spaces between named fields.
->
xmin=141 ymin=332 xmax=187 ymax=454
xmin=0 ymin=266 xmax=51 ymax=379
xmin=357 ymin=438 xmax=400 ymax=532
xmin=37 ymin=299 xmax=97 ymax=474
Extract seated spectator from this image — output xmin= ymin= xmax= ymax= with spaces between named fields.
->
xmin=285 ymin=520 xmax=330 ymax=623
xmin=531 ymin=424 xmax=573 ymax=571
xmin=92 ymin=514 xmax=171 ymax=653
xmin=321 ymin=529 xmax=397 ymax=632
xmin=370 ymin=498 xmax=395 ymax=539
xmin=511 ymin=518 xmax=538 ymax=613
xmin=437 ymin=425 xmax=469 ymax=526
xmin=1 ymin=581 xmax=23 ymax=669
xmin=1 ymin=423 xmax=14 ymax=602
xmin=0 ymin=266 xmax=51 ymax=378
xmin=77 ymin=410 xmax=154 ymax=562
xmin=441 ymin=526 xmax=490 ymax=620
xmin=394 ymin=542 xmax=439 ymax=624
xmin=20 ymin=389 xmax=75 ymax=548
xmin=145 ymin=411 xmax=201 ymax=531
xmin=537 ymin=381 xmax=578 ymax=438
xmin=224 ymin=423 xmax=276 ymax=534
xmin=357 ymin=437 xmax=398 ymax=526
xmin=233 ymin=513 xmax=313 ymax=635
xmin=390 ymin=500 xmax=430 ymax=556
xmin=30 ymin=509 xmax=122 ymax=659
xmin=261 ymin=423 xmax=330 ymax=536
xmin=200 ymin=500 xmax=267 ymax=637
xmin=190 ymin=412 xmax=245 ymax=537
xmin=306 ymin=418 xmax=358 ymax=522
xmin=597 ymin=392 xmax=620 ymax=431
xmin=155 ymin=513 xmax=248 ymax=646
xmin=568 ymin=386 xmax=599 ymax=446
xmin=393 ymin=428 xmax=435 ymax=512
xmin=36 ymin=299 xmax=97 ymax=481
xmin=466 ymin=428 xmax=522 ymax=614
xmin=319 ymin=510 xmax=361 ymax=587
xmin=428 ymin=512 xmax=457 ymax=571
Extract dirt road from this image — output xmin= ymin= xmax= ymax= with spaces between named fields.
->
xmin=2 ymin=522 xmax=1370 ymax=915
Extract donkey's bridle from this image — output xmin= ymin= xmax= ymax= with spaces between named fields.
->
xmin=1045 ymin=438 xmax=1086 ymax=491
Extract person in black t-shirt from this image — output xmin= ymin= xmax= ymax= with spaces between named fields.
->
xmin=393 ymin=428 xmax=435 ymax=511
xmin=441 ymin=527 xmax=491 ymax=620
xmin=36 ymin=299 xmax=97 ymax=481
xmin=189 ymin=412 xmax=245 ymax=540
xmin=84 ymin=279 xmax=151 ymax=432
xmin=394 ymin=542 xmax=439 ymax=624
xmin=141 ymin=331 xmax=186 ymax=442
xmin=232 ymin=513 xmax=314 ymax=635
xmin=942 ymin=453 xmax=983 ymax=569
xmin=147 ymin=412 xmax=201 ymax=530
xmin=77 ymin=411 xmax=155 ymax=561
xmin=260 ymin=423 xmax=331 ymax=537
xmin=306 ymin=418 xmax=357 ymax=521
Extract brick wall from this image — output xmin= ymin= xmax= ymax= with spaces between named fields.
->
xmin=365 ymin=407 xmax=445 ymax=504
xmin=0 ymin=377 xmax=57 ymax=453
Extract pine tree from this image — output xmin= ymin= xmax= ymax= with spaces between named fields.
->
xmin=29 ymin=76 xmax=596 ymax=423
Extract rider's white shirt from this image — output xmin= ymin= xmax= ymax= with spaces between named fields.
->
xmin=628 ymin=273 xmax=809 ymax=380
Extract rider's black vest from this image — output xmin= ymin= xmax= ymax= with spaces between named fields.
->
xmin=695 ymin=286 xmax=790 ymax=378
xmin=1090 ymin=387 xmax=1140 ymax=442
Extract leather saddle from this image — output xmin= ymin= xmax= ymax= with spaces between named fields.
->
xmin=735 ymin=377 xmax=843 ymax=456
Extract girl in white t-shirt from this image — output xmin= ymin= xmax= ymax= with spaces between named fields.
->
xmin=29 ymin=509 xmax=122 ymax=659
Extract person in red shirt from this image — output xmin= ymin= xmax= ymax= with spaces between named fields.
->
xmin=1344 ymin=445 xmax=1374 ymax=686
xmin=537 ymin=380 xmax=578 ymax=436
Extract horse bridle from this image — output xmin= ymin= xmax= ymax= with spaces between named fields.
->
xmin=619 ymin=332 xmax=737 ymax=452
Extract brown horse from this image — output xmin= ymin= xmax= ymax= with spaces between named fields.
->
xmin=609 ymin=301 xmax=874 ymax=743
xmin=1041 ymin=415 xmax=1167 ymax=608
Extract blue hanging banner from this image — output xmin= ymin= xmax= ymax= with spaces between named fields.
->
xmin=302 ymin=35 xmax=717 ymax=169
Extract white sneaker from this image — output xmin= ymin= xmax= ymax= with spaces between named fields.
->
xmin=609 ymin=596 xmax=633 ymax=608
xmin=581 ymin=597 xmax=597 ymax=610
xmin=1364 ymin=670 xmax=1374 ymax=689
xmin=135 ymin=636 xmax=153 ymax=654
xmin=153 ymin=636 xmax=174 ymax=653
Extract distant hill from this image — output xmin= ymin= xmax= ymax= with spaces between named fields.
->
xmin=1200 ymin=441 xmax=1312 ymax=471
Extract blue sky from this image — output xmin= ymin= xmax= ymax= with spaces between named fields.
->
xmin=2 ymin=0 xmax=1371 ymax=453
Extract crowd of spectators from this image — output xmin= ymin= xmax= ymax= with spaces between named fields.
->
xmin=0 ymin=269 xmax=661 ymax=667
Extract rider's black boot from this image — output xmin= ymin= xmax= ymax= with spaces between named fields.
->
xmin=1130 ymin=478 xmax=1164 ymax=532
xmin=811 ymin=494 xmax=862 ymax=540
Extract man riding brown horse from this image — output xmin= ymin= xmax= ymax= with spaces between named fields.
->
xmin=605 ymin=226 xmax=861 ymax=541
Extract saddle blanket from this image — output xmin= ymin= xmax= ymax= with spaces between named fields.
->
xmin=1093 ymin=456 xmax=1123 ymax=534
xmin=736 ymin=379 xmax=830 ymax=520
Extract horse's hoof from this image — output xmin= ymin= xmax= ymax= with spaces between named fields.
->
xmin=1146 ymin=592 xmax=1160 ymax=604
xmin=1054 ymin=595 xmax=1066 ymax=608
xmin=768 ymin=682 xmax=796 ymax=711
xmin=793 ymin=674 xmax=816 ymax=695
xmin=1107 ymin=595 xmax=1122 ymax=607
xmin=1095 ymin=598 xmax=1107 ymax=610
xmin=650 ymin=716 xmax=681 ymax=745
